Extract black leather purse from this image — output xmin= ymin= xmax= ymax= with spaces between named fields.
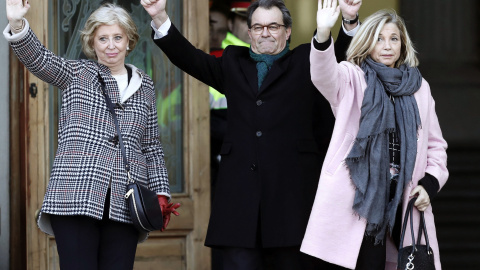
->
xmin=397 ymin=197 xmax=435 ymax=270
xmin=99 ymin=75 xmax=163 ymax=233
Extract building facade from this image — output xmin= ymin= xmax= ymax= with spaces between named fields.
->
xmin=2 ymin=0 xmax=479 ymax=269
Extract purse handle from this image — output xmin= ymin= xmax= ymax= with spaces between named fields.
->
xmin=399 ymin=197 xmax=432 ymax=255
xmin=98 ymin=74 xmax=134 ymax=184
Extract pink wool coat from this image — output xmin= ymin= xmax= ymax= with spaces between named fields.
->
xmin=300 ymin=39 xmax=449 ymax=270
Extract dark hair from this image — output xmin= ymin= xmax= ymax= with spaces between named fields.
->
xmin=247 ymin=0 xmax=292 ymax=29
xmin=210 ymin=2 xmax=230 ymax=18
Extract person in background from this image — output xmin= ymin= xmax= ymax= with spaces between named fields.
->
xmin=209 ymin=2 xmax=230 ymax=56
xmin=4 ymin=1 xmax=179 ymax=269
xmin=301 ymin=1 xmax=448 ymax=269
xmin=222 ymin=0 xmax=251 ymax=48
xmin=141 ymin=0 xmax=360 ymax=269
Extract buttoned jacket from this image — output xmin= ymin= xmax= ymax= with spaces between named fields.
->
xmin=154 ymin=24 xmax=349 ymax=248
xmin=5 ymin=23 xmax=170 ymax=241
xmin=300 ymin=39 xmax=448 ymax=269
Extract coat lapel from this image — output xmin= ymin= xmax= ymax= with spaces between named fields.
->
xmin=97 ymin=63 xmax=121 ymax=104
xmin=239 ymin=56 xmax=259 ymax=94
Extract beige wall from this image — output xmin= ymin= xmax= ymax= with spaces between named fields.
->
xmin=285 ymin=0 xmax=399 ymax=48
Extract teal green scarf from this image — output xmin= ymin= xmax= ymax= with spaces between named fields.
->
xmin=249 ymin=43 xmax=290 ymax=89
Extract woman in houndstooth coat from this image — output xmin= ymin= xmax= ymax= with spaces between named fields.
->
xmin=4 ymin=1 xmax=179 ymax=269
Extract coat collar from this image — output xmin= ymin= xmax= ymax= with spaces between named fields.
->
xmin=97 ymin=62 xmax=143 ymax=103
xmin=258 ymin=50 xmax=292 ymax=92
xmin=239 ymin=50 xmax=293 ymax=95
xmin=122 ymin=64 xmax=143 ymax=103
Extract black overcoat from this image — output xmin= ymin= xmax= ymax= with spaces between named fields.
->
xmin=154 ymin=25 xmax=351 ymax=248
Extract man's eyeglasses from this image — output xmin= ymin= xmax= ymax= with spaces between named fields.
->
xmin=250 ymin=23 xmax=286 ymax=34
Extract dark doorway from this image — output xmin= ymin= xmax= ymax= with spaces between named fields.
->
xmin=401 ymin=1 xmax=480 ymax=269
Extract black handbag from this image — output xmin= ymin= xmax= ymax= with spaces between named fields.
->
xmin=397 ymin=197 xmax=435 ymax=270
xmin=99 ymin=75 xmax=163 ymax=233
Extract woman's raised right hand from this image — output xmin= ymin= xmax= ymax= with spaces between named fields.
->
xmin=316 ymin=0 xmax=340 ymax=43
xmin=6 ymin=0 xmax=29 ymax=26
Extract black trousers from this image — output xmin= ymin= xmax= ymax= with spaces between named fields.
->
xmin=220 ymin=245 xmax=324 ymax=270
xmin=50 ymin=190 xmax=139 ymax=270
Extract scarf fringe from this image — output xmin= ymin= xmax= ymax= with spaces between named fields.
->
xmin=344 ymin=127 xmax=394 ymax=197
xmin=351 ymin=207 xmax=399 ymax=246
xmin=351 ymin=210 xmax=386 ymax=245
xmin=344 ymin=127 xmax=396 ymax=163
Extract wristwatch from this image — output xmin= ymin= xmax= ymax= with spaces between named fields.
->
xmin=342 ymin=13 xmax=359 ymax=24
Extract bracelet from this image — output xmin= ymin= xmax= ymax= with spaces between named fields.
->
xmin=11 ymin=19 xmax=25 ymax=33
xmin=342 ymin=13 xmax=359 ymax=25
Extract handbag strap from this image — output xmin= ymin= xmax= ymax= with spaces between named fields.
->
xmin=419 ymin=210 xmax=432 ymax=251
xmin=399 ymin=197 xmax=432 ymax=254
xmin=98 ymin=74 xmax=134 ymax=183
xmin=399 ymin=198 xmax=416 ymax=254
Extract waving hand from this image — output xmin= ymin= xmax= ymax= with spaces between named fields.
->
xmin=339 ymin=0 xmax=362 ymax=20
xmin=316 ymin=0 xmax=340 ymax=43
xmin=6 ymin=0 xmax=29 ymax=30
xmin=141 ymin=0 xmax=168 ymax=29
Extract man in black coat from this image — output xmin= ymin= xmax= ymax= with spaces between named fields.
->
xmin=141 ymin=0 xmax=361 ymax=268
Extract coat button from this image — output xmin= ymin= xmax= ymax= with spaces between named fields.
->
xmin=256 ymin=131 xmax=262 ymax=137
xmin=256 ymin=100 xmax=263 ymax=106
xmin=250 ymin=164 xmax=257 ymax=171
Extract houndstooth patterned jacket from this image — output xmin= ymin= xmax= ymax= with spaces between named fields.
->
xmin=6 ymin=22 xmax=170 ymax=239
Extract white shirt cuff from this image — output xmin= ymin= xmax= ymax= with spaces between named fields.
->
xmin=342 ymin=22 xmax=360 ymax=37
xmin=3 ymin=18 xmax=29 ymax=42
xmin=151 ymin=17 xmax=172 ymax=40
xmin=156 ymin=192 xmax=172 ymax=202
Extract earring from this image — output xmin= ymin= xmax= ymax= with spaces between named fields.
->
xmin=127 ymin=45 xmax=130 ymax=50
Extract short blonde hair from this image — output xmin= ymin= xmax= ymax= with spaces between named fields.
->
xmin=347 ymin=10 xmax=419 ymax=68
xmin=80 ymin=3 xmax=139 ymax=60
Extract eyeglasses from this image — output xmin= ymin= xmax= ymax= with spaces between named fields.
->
xmin=250 ymin=23 xmax=286 ymax=34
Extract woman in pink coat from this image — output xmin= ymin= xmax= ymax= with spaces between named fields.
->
xmin=300 ymin=1 xmax=448 ymax=269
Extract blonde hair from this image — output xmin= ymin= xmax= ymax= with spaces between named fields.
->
xmin=80 ymin=3 xmax=139 ymax=60
xmin=347 ymin=9 xmax=419 ymax=68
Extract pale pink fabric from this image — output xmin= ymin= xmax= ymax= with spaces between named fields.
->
xmin=300 ymin=39 xmax=448 ymax=270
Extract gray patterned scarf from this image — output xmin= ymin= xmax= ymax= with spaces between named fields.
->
xmin=345 ymin=57 xmax=422 ymax=243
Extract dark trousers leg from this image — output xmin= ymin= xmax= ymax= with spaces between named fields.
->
xmin=212 ymin=248 xmax=224 ymax=270
xmin=221 ymin=247 xmax=263 ymax=270
xmin=97 ymin=214 xmax=139 ymax=270
xmin=312 ymin=258 xmax=347 ymax=270
xmin=50 ymin=214 xmax=101 ymax=270
xmin=263 ymin=246 xmax=325 ymax=270
xmin=50 ymin=191 xmax=139 ymax=270
xmin=221 ymin=246 xmax=325 ymax=270
xmin=355 ymin=236 xmax=386 ymax=270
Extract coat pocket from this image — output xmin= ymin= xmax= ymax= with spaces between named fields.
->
xmin=325 ymin=133 xmax=354 ymax=175
xmin=219 ymin=142 xmax=232 ymax=155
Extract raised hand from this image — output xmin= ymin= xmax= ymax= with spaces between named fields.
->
xmin=6 ymin=0 xmax=30 ymax=27
xmin=140 ymin=0 xmax=168 ymax=29
xmin=339 ymin=0 xmax=362 ymax=20
xmin=316 ymin=0 xmax=340 ymax=43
